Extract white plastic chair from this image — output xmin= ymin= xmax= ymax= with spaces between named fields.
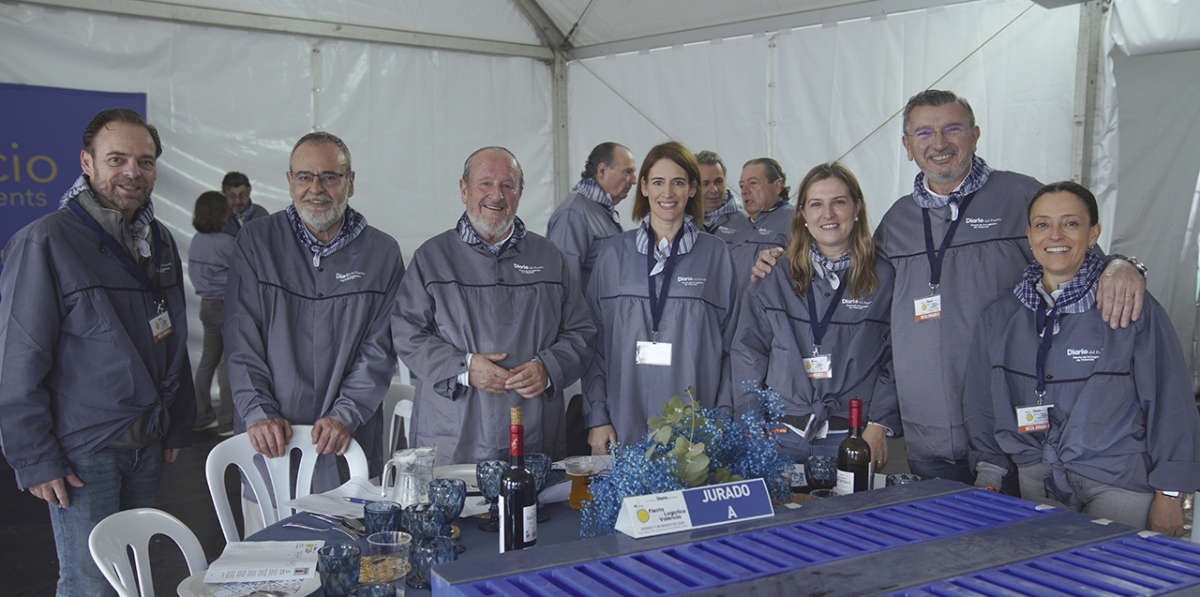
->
xmin=205 ymin=424 xmax=370 ymax=543
xmin=383 ymin=382 xmax=415 ymax=453
xmin=88 ymin=508 xmax=207 ymax=597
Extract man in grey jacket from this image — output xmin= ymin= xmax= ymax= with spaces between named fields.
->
xmin=546 ymin=141 xmax=636 ymax=293
xmin=0 ymin=108 xmax=195 ymax=597
xmin=224 ymin=132 xmax=404 ymax=529
xmin=395 ymin=147 xmax=596 ymax=466
xmin=221 ymin=171 xmax=269 ymax=236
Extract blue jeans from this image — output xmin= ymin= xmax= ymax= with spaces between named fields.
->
xmin=49 ymin=443 xmax=165 ymax=597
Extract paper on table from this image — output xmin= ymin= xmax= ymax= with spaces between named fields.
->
xmin=203 ymin=541 xmax=323 ymax=583
xmin=281 ymin=476 xmax=381 ymax=519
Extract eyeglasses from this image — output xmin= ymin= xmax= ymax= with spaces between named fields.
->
xmin=290 ymin=170 xmax=348 ymax=185
xmin=908 ymin=124 xmax=968 ymax=142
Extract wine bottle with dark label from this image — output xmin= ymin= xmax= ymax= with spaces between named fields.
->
xmin=499 ymin=406 xmax=537 ymax=552
xmin=836 ymin=397 xmax=873 ymax=495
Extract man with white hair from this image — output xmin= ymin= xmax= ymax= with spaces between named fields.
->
xmin=224 ymin=132 xmax=404 ymax=530
xmin=394 ymin=146 xmax=596 ymax=465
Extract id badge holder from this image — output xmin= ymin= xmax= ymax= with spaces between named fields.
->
xmin=635 ymin=340 xmax=672 ymax=366
xmin=1015 ymin=403 xmax=1053 ymax=434
xmin=149 ymin=303 xmax=173 ymax=342
xmin=803 ymin=354 xmax=832 ymax=379
xmin=914 ymin=294 xmax=942 ymax=322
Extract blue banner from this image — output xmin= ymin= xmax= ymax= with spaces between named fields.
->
xmin=0 ymin=83 xmax=146 ymax=267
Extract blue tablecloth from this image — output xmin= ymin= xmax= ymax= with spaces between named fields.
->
xmin=249 ymin=501 xmax=583 ymax=596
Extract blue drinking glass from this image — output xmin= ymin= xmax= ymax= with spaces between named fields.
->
xmin=406 ymin=535 xmax=457 ymax=590
xmin=476 ymin=459 xmax=506 ymax=532
xmin=525 ymin=452 xmax=552 ymax=523
xmin=363 ymin=500 xmax=402 ymax=536
xmin=429 ymin=478 xmax=467 ymax=553
xmin=805 ymin=455 xmax=837 ymax=490
xmin=402 ymin=502 xmax=447 ymax=542
xmin=317 ymin=544 xmax=360 ymax=597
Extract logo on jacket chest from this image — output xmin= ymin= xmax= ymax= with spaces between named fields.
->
xmin=513 ymin=263 xmax=545 ymax=275
xmin=677 ymin=276 xmax=706 ymax=288
xmin=757 ymin=227 xmax=775 ymax=236
xmin=840 ymin=298 xmax=871 ymax=310
xmin=336 ymin=271 xmax=365 ymax=282
xmin=965 ymin=217 xmax=1002 ymax=230
xmin=1066 ymin=347 xmax=1102 ymax=363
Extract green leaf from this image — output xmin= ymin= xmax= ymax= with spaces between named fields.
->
xmin=654 ymin=425 xmax=673 ymax=445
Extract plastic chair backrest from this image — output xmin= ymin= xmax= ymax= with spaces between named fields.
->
xmin=88 ymin=507 xmax=208 ymax=597
xmin=384 ymin=383 xmax=415 ymax=453
xmin=205 ymin=425 xmax=369 ymax=542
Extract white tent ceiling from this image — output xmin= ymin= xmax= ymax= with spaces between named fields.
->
xmin=2 ymin=0 xmax=1198 ymax=384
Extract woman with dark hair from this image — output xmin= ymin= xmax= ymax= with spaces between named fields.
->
xmin=964 ymin=181 xmax=1200 ymax=535
xmin=732 ymin=162 xmax=897 ymax=466
xmin=582 ymin=141 xmax=739 ymax=454
xmin=188 ymin=190 xmax=236 ymax=435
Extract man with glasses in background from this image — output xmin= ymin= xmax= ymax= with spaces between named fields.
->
xmin=224 ymin=132 xmax=405 ymax=533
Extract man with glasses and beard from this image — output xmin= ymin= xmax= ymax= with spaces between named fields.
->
xmin=393 ymin=146 xmax=595 ymax=466
xmin=224 ymin=132 xmax=404 ymax=533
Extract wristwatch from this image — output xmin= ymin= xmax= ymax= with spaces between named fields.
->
xmin=1127 ymin=256 xmax=1149 ymax=277
xmin=1160 ymin=490 xmax=1180 ymax=498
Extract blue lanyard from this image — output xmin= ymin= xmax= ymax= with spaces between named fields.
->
xmin=646 ymin=231 xmax=684 ymax=340
xmin=806 ymin=278 xmax=847 ymax=354
xmin=921 ymin=192 xmax=977 ymax=290
xmin=68 ymin=201 xmax=167 ymax=309
xmin=1034 ymin=296 xmax=1058 ymax=402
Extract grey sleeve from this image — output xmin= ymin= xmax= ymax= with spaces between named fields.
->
xmin=729 ymin=289 xmax=770 ymax=414
xmin=1135 ymin=303 xmax=1200 ymax=493
xmin=581 ymin=256 xmax=611 ymax=429
xmin=0 ymin=231 xmax=71 ymax=489
xmin=962 ymin=319 xmax=1011 ymax=479
xmin=223 ymin=236 xmax=282 ymax=427
xmin=534 ymin=253 xmax=597 ymax=396
xmin=716 ymin=245 xmax=740 ymax=409
xmin=866 ymin=334 xmax=902 ymax=435
xmin=392 ymin=257 xmax=470 ymax=400
xmin=546 ymin=207 xmax=588 ymax=289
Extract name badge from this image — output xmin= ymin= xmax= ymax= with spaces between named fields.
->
xmin=1015 ymin=404 xmax=1053 ymax=434
xmin=150 ymin=311 xmax=174 ymax=342
xmin=635 ymin=341 xmax=672 ymax=366
xmin=914 ymin=295 xmax=942 ymax=322
xmin=803 ymin=354 xmax=832 ymax=379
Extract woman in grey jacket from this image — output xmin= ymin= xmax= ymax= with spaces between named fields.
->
xmin=732 ymin=162 xmax=897 ymax=467
xmin=187 ymin=191 xmax=236 ymax=435
xmin=964 ymin=181 xmax=1200 ymax=536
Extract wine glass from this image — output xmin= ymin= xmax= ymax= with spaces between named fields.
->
xmin=805 ymin=455 xmax=837 ymax=490
xmin=525 ymin=453 xmax=552 ymax=523
xmin=429 ymin=478 xmax=467 ymax=554
xmin=475 ymin=459 xmax=506 ymax=532
xmin=406 ymin=535 xmax=457 ymax=590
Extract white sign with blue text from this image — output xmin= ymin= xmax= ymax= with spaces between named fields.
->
xmin=614 ymin=478 xmax=774 ymax=539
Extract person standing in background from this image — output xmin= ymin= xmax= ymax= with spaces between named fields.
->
xmin=188 ymin=190 xmax=237 ymax=436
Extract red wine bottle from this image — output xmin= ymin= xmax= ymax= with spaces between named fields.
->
xmin=499 ymin=406 xmax=537 ymax=552
xmin=836 ymin=398 xmax=873 ymax=495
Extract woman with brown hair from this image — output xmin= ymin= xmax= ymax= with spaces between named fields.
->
xmin=582 ymin=141 xmax=739 ymax=454
xmin=188 ymin=190 xmax=236 ymax=435
xmin=732 ymin=162 xmax=897 ymax=466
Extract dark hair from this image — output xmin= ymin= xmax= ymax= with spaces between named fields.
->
xmin=581 ymin=142 xmax=628 ymax=180
xmin=787 ymin=162 xmax=877 ymax=300
xmin=695 ymin=150 xmax=726 ymax=176
xmin=222 ymin=171 xmax=251 ymax=191
xmin=1028 ymin=181 xmax=1099 ymax=226
xmin=82 ymin=108 xmax=162 ymax=158
xmin=192 ymin=190 xmax=230 ymax=233
xmin=902 ymin=89 xmax=976 ymax=135
xmin=462 ymin=146 xmax=525 ymax=191
xmin=291 ymin=131 xmax=352 ymax=170
xmin=632 ymin=141 xmax=705 ymax=224
xmin=742 ymin=157 xmax=790 ymax=202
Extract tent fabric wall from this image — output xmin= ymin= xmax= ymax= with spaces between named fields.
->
xmin=0 ymin=2 xmax=553 ymax=365
xmin=1107 ymin=48 xmax=1200 ymax=381
xmin=568 ymin=0 xmax=1079 ymax=241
